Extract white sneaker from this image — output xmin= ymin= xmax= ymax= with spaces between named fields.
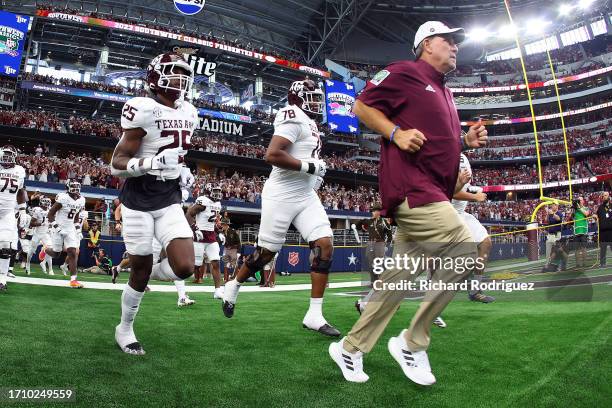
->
xmin=388 ymin=330 xmax=436 ymax=386
xmin=60 ymin=264 xmax=69 ymax=276
xmin=178 ymin=296 xmax=196 ymax=307
xmin=328 ymin=338 xmax=369 ymax=383
xmin=433 ymin=316 xmax=447 ymax=328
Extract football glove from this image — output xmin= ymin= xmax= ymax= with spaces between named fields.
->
xmin=151 ymin=147 xmax=184 ymax=171
xmin=300 ymin=159 xmax=327 ymax=177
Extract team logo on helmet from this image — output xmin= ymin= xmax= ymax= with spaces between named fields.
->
xmin=173 ymin=0 xmax=206 ymax=16
xmin=287 ymin=79 xmax=324 ymax=118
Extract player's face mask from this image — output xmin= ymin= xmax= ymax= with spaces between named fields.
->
xmin=0 ymin=148 xmax=16 ymax=168
xmin=304 ymin=88 xmax=324 ymax=116
xmin=159 ymin=65 xmax=193 ymax=101
xmin=67 ymin=181 xmax=81 ymax=196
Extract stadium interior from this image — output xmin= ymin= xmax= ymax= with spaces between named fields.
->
xmin=0 ymin=0 xmax=611 ymax=406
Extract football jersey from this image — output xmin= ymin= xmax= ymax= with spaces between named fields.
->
xmin=75 ymin=210 xmax=88 ymax=230
xmin=55 ymin=192 xmax=86 ymax=228
xmin=194 ymin=196 xmax=222 ymax=232
xmin=262 ymin=106 xmax=321 ymax=202
xmin=30 ymin=206 xmax=49 ymax=234
xmin=452 ymin=154 xmax=472 ymax=214
xmin=0 ymin=164 xmax=25 ymax=216
xmin=118 ymin=96 xmax=199 ymax=212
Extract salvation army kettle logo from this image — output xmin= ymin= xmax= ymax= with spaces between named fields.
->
xmin=174 ymin=0 xmax=206 ymax=16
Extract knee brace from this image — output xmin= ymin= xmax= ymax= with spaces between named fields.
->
xmin=310 ymin=243 xmax=333 ymax=274
xmin=245 ymin=247 xmax=275 ymax=273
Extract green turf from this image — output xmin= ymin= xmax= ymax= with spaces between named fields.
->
xmin=1 ymin=279 xmax=611 ymax=407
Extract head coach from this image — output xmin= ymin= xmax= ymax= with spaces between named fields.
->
xmin=328 ymin=21 xmax=489 ymax=385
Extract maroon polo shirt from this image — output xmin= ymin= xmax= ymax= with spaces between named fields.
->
xmin=358 ymin=59 xmax=462 ymax=216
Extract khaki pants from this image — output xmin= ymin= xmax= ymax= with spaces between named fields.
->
xmin=345 ymin=200 xmax=477 ymax=353
xmin=545 ymin=232 xmax=560 ymax=261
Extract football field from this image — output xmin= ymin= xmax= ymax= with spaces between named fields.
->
xmin=1 ymin=266 xmax=612 ymax=407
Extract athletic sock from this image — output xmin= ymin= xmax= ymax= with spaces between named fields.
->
xmin=0 ymin=256 xmax=9 ymax=285
xmin=119 ymin=284 xmax=145 ymax=333
xmin=175 ymin=279 xmax=187 ymax=300
xmin=150 ymin=258 xmax=179 ymax=281
xmin=304 ymin=297 xmax=326 ymax=327
xmin=70 ymin=275 xmax=77 ymax=282
xmin=223 ymin=279 xmax=241 ymax=303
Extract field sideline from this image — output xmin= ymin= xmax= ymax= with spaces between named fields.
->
xmin=1 ymin=263 xmax=612 ymax=407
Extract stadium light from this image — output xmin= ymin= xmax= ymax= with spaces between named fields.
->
xmin=499 ymin=24 xmax=518 ymax=39
xmin=526 ymin=20 xmax=552 ymax=35
xmin=467 ymin=28 xmax=490 ymax=42
xmin=579 ymin=0 xmax=595 ymax=9
xmin=558 ymin=4 xmax=573 ymax=15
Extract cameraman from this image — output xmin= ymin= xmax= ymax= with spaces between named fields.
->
xmin=572 ymin=197 xmax=590 ymax=268
xmin=545 ymin=204 xmax=563 ymax=261
xmin=596 ymin=191 xmax=611 ymax=268
xmin=83 ymin=248 xmax=113 ymax=275
xmin=542 ymin=237 xmax=569 ymax=272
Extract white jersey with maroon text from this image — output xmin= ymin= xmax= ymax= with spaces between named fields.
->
xmin=54 ymin=192 xmax=86 ymax=228
xmin=30 ymin=206 xmax=49 ymax=234
xmin=262 ymin=106 xmax=322 ymax=202
xmin=0 ymin=164 xmax=25 ymax=217
xmin=194 ymin=195 xmax=222 ymax=232
xmin=452 ymin=154 xmax=473 ymax=214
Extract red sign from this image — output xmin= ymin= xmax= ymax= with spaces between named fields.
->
xmin=288 ymin=252 xmax=299 ymax=267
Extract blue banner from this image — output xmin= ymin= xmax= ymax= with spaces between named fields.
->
xmin=0 ymin=11 xmax=30 ymax=78
xmin=20 ymin=81 xmax=131 ymax=102
xmin=324 ymin=79 xmax=359 ymax=134
xmin=20 ymin=81 xmax=253 ymax=123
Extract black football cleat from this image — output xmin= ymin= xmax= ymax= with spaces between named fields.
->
xmin=222 ymin=301 xmax=235 ymax=318
xmin=469 ymin=291 xmax=495 ymax=303
xmin=0 ymin=283 xmax=7 ymax=292
xmin=303 ymin=323 xmax=341 ymax=337
xmin=111 ymin=266 xmax=119 ymax=284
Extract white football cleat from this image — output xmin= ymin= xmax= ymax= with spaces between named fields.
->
xmin=7 ymin=271 xmax=15 ymax=278
xmin=388 ymin=330 xmax=436 ymax=386
xmin=115 ymin=325 xmax=145 ymax=356
xmin=178 ymin=296 xmax=196 ymax=307
xmin=433 ymin=316 xmax=447 ymax=328
xmin=39 ymin=262 xmax=47 ymax=274
xmin=60 ymin=264 xmax=69 ymax=276
xmin=328 ymin=338 xmax=369 ymax=383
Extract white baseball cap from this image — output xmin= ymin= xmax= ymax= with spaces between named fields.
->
xmin=413 ymin=21 xmax=465 ymax=55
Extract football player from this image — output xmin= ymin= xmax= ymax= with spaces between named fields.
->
xmin=28 ymin=196 xmax=53 ymax=274
xmin=45 ymin=180 xmax=86 ymax=288
xmin=110 ymin=52 xmax=197 ymax=355
xmin=186 ymin=183 xmax=224 ymax=299
xmin=60 ymin=208 xmax=89 ymax=276
xmin=222 ymin=79 xmax=340 ymax=337
xmin=17 ymin=208 xmax=32 ymax=270
xmin=452 ymin=153 xmax=494 ymax=303
xmin=0 ymin=146 xmax=27 ymax=292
